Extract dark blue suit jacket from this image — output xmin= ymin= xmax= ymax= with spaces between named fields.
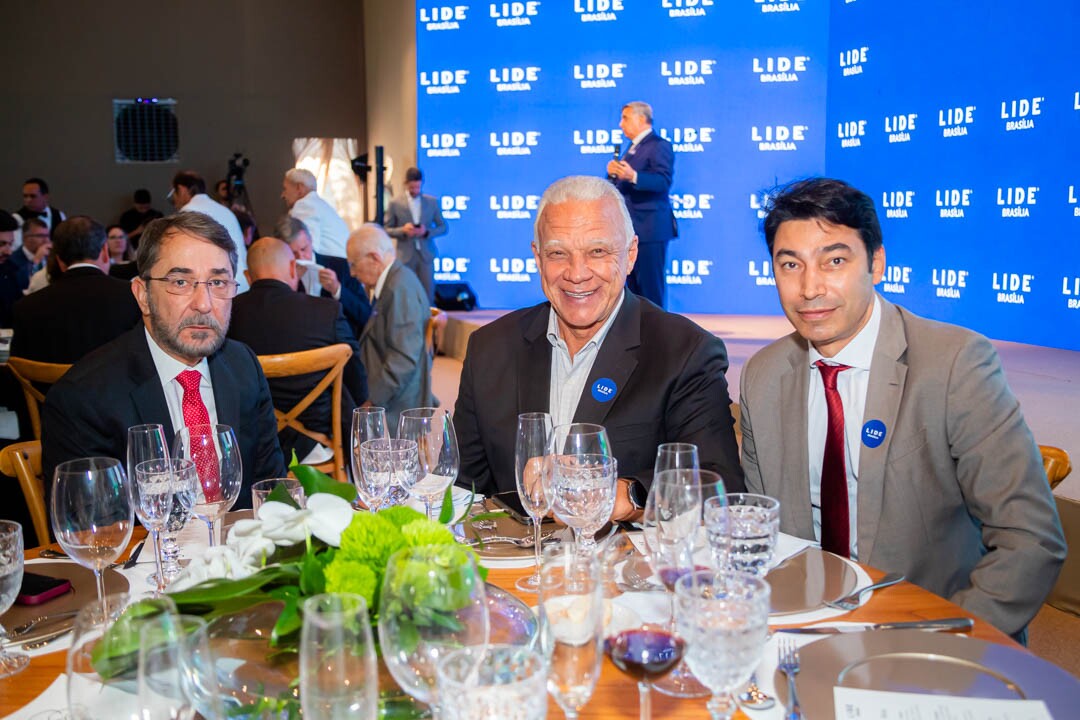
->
xmin=313 ymin=252 xmax=371 ymax=337
xmin=613 ymin=131 xmax=677 ymax=244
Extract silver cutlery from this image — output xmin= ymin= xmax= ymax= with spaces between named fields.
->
xmin=11 ymin=610 xmax=80 ymax=636
xmin=737 ymin=672 xmax=775 ymax=710
xmin=35 ymin=547 xmax=125 ymax=570
xmin=615 ymin=581 xmax=666 ymax=594
xmin=777 ymin=637 xmax=803 ymax=720
xmin=777 ymin=617 xmax=974 ymax=634
xmin=825 ymin=572 xmax=905 ymax=611
xmin=122 ymin=539 xmax=146 ymax=569
xmin=21 ymin=625 xmax=74 ymax=650
xmin=461 ymin=532 xmax=554 ymax=548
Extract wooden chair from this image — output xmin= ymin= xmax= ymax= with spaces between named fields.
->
xmin=6 ymin=357 xmax=72 ymax=441
xmin=426 ymin=307 xmax=447 ymax=356
xmin=0 ymin=441 xmax=47 ymax=546
xmin=257 ymin=344 xmax=353 ymax=483
xmin=1040 ymin=445 xmax=1072 ymax=489
xmin=1047 ymin=495 xmax=1080 ymax=617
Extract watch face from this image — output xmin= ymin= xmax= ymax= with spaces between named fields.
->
xmin=629 ymin=480 xmax=648 ymax=509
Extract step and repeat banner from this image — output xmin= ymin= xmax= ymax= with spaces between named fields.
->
xmin=416 ymin=0 xmax=1080 ymax=350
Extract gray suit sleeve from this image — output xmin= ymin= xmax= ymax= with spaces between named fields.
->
xmin=424 ymin=197 xmax=448 ymax=240
xmin=739 ymin=365 xmax=764 ymax=494
xmin=364 ymin=285 xmax=426 ymax=407
xmin=382 ymin=200 xmax=410 ymax=241
xmin=946 ymin=336 xmax=1065 ymax=634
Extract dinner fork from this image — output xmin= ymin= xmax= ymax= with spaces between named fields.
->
xmin=777 ymin=638 xmax=802 ymax=720
xmin=824 ymin=572 xmax=905 ymax=611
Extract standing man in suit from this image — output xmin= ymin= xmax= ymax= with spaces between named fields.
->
xmin=454 ymin=175 xmax=743 ymax=519
xmin=383 ymin=167 xmax=448 ymax=304
xmin=11 ymin=216 xmax=140 ymax=363
xmin=347 ymin=224 xmax=433 ymax=430
xmin=741 ymin=177 xmax=1064 ymax=639
xmin=606 ymin=101 xmax=676 ymax=309
xmin=228 ymin=236 xmax=367 ymax=463
xmin=14 ymin=178 xmax=66 ymax=234
xmin=42 ymin=213 xmax=285 ymax=507
xmin=282 ymin=168 xmax=350 ymax=260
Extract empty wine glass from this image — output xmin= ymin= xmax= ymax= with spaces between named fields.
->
xmin=436 ymin=645 xmax=547 ymax=720
xmin=351 ymin=406 xmax=390 ymax=509
xmin=552 ymin=422 xmax=612 ymax=457
xmin=0 ymin=520 xmax=29 ymax=678
xmin=539 ymin=544 xmax=603 ymax=720
xmin=675 ymin=571 xmax=771 ymax=720
xmin=378 ymin=545 xmax=490 ymax=707
xmin=398 ymin=408 xmax=460 ymax=522
xmin=549 ymin=454 xmax=617 ymax=550
xmin=51 ymin=457 xmax=134 ymax=601
xmin=515 ymin=411 xmax=553 ymax=593
xmin=653 ymin=442 xmax=699 ymax=475
xmin=172 ymin=424 xmax=243 ymax=546
xmin=138 ymin=613 xmax=213 ymax=720
xmin=128 ymin=424 xmax=170 ymax=588
xmin=300 ymin=593 xmax=378 ymax=719
xmin=359 ymin=438 xmax=421 ymax=511
xmin=155 ymin=459 xmax=199 ymax=587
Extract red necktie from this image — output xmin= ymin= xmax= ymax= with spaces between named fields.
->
xmin=815 ymin=361 xmax=851 ymax=558
xmin=176 ymin=370 xmax=221 ymax=502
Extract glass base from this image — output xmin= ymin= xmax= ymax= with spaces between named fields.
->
xmin=0 ymin=650 xmax=30 ymax=678
xmin=515 ymin=571 xmax=541 ymax=593
xmin=653 ymin=660 xmax=710 ymax=698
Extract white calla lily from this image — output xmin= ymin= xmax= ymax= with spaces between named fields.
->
xmin=305 ymin=493 xmax=355 ymax=546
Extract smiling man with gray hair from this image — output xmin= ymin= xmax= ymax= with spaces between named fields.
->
xmin=454 ymin=175 xmax=743 ymax=521
xmin=282 ymin=167 xmax=350 ymax=259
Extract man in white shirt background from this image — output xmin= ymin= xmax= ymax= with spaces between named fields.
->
xmin=281 ymin=167 xmax=350 ymax=260
xmin=170 ymin=170 xmax=248 ymax=291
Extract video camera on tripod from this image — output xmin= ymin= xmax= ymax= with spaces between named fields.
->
xmin=226 ymin=152 xmax=250 ymax=197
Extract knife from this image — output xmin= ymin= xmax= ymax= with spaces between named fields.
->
xmin=2 ymin=619 xmax=76 ymax=649
xmin=776 ymin=617 xmax=974 ymax=634
xmin=122 ymin=539 xmax=146 ymax=569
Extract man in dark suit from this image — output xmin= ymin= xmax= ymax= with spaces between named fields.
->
xmin=228 ymin=236 xmax=367 ymax=462
xmin=42 ymin=213 xmax=285 ymax=508
xmin=0 ymin=211 xmax=23 ymax=326
xmin=11 ymin=216 xmax=140 ymax=363
xmin=276 ymin=216 xmax=371 ymax=336
xmin=454 ymin=176 xmax=742 ymax=521
xmin=14 ymin=178 xmax=66 ymax=234
xmin=383 ymin=167 xmax=448 ymax=304
xmin=606 ymin=101 xmax=677 ymax=309
xmin=11 ymin=217 xmax=51 ymax=286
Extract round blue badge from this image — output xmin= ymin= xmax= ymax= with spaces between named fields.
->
xmin=591 ymin=378 xmax=617 ymax=403
xmin=862 ymin=419 xmax=887 ymax=448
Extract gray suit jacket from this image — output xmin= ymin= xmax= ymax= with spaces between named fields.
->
xmin=740 ymin=296 xmax=1064 ymax=636
xmin=359 ymin=261 xmax=433 ymax=430
xmin=384 ymin=193 xmax=447 ymax=302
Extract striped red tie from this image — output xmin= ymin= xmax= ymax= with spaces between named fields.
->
xmin=815 ymin=361 xmax=851 ymax=558
xmin=176 ymin=370 xmax=221 ymax=502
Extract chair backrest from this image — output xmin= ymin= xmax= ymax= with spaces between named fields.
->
xmin=6 ymin=357 xmax=73 ymax=440
xmin=1040 ymin=445 xmax=1072 ymax=489
xmin=1047 ymin=495 xmax=1080 ymax=617
xmin=0 ymin=441 xmax=47 ymax=546
xmin=425 ymin=307 xmax=447 ymax=356
xmin=257 ymin=344 xmax=353 ymax=483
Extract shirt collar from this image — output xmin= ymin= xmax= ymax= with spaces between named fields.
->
xmin=65 ymin=263 xmax=103 ymax=272
xmin=144 ymin=326 xmax=212 ymax=385
xmin=546 ymin=289 xmax=626 ymax=354
xmin=808 ymin=294 xmax=881 ymax=371
xmin=630 ymin=128 xmax=652 ymax=146
xmin=373 ymin=260 xmax=394 ymax=300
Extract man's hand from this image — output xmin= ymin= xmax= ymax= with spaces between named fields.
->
xmin=606 ymin=160 xmax=636 ymax=183
xmin=32 ymin=242 xmax=51 ymax=263
xmin=612 ymin=478 xmax=643 ymax=523
xmin=317 ymin=267 xmax=340 ymax=295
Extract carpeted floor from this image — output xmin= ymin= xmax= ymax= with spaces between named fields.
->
xmin=1028 ymin=605 xmax=1080 ymax=678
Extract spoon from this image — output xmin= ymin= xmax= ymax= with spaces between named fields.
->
xmin=737 ymin=673 xmax=775 ymax=710
xmin=461 ymin=532 xmax=554 ymax=548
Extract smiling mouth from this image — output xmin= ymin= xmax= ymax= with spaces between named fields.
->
xmin=798 ymin=308 xmax=835 ymax=321
xmin=563 ymin=289 xmax=596 ymax=299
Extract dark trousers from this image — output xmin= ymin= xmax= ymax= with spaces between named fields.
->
xmin=627 ymin=241 xmax=669 ymax=309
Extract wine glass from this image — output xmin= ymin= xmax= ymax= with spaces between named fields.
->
xmin=172 ymin=424 xmax=243 ymax=546
xmin=398 ymin=408 xmax=460 ymax=522
xmin=137 ymin=614 xmax=213 ymax=720
xmin=552 ymin=422 xmax=612 ymax=456
xmin=300 ymin=593 xmax=378 ymax=719
xmin=134 ymin=458 xmax=181 ymax=594
xmin=378 ymin=545 xmax=490 ymax=707
xmin=359 ymin=438 xmax=421 ymax=511
xmin=674 ymin=571 xmax=771 ymax=720
xmin=539 ymin=544 xmax=603 ymax=720
xmin=128 ymin=424 xmax=170 ymax=587
xmin=250 ymin=478 xmax=306 ymax=512
xmin=604 ymin=623 xmax=685 ymax=720
xmin=155 ymin=459 xmax=199 ymax=586
xmin=654 ymin=442 xmax=698 ymax=475
xmin=351 ymin=406 xmax=390 ymax=509
xmin=549 ymin=454 xmax=617 ymax=550
xmin=51 ymin=457 xmax=134 ymax=601
xmin=435 ymin=645 xmax=547 ymax=720
xmin=514 ymin=411 xmax=554 ymax=593
xmin=0 ymin=520 xmax=29 ymax=678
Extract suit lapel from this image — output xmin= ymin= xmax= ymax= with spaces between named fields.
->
xmin=359 ymin=265 xmax=395 ymax=345
xmin=516 ymin=305 xmax=552 ymax=415
xmin=207 ymin=346 xmax=239 ymax=431
xmin=781 ymin=343 xmax=814 ymax=539
xmin=856 ymin=298 xmax=908 ymax=562
xmin=127 ymin=329 xmax=176 ymax=440
xmin=573 ymin=294 xmax=640 ymax=426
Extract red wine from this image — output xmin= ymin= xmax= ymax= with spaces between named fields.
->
xmin=605 ymin=628 xmax=685 ymax=681
xmin=656 ymin=565 xmax=710 ymax=591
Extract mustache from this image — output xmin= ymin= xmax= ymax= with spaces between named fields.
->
xmin=178 ymin=314 xmax=223 ymax=333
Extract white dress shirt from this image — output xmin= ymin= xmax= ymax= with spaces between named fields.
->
xmin=547 ymin=291 xmax=625 ymax=428
xmin=179 ymin=193 xmax=248 ymax=292
xmin=408 ymin=194 xmax=422 ymax=226
xmin=290 ymin=191 xmax=350 ymax=259
xmin=144 ymin=328 xmax=221 ymax=434
xmin=806 ymin=296 xmax=882 ymax=559
xmin=371 ymin=260 xmax=394 ymax=303
xmin=624 ymin=128 xmax=651 ymax=185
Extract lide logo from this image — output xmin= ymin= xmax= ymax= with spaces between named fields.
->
xmin=489 ymin=130 xmax=541 ymax=156
xmin=433 ymin=257 xmax=470 ymax=282
xmin=881 ymin=190 xmax=914 ymax=219
xmin=839 ymin=46 xmax=868 ymax=76
xmin=747 ymin=259 xmax=774 ymax=287
xmin=420 ymin=69 xmax=469 ymax=95
xmin=420 ymin=5 xmax=468 ymax=30
xmin=572 ymin=128 xmax=624 ymax=155
xmin=663 ymin=0 xmax=713 ymax=18
xmin=574 ymin=0 xmax=621 ymax=22
xmin=1069 ymin=185 xmax=1080 ymax=217
xmin=935 ymin=188 xmax=972 ymax=219
xmin=489 ymin=194 xmax=540 ymax=219
xmin=1062 ymin=276 xmax=1080 ymax=310
xmin=881 ymin=265 xmax=912 ymax=295
xmin=666 ymin=258 xmax=713 ymax=286
xmin=489 ymin=2 xmax=539 ymax=27
xmin=661 ymin=59 xmax=716 ymax=86
xmin=656 ymin=127 xmax=714 ymax=153
xmin=1001 ymin=96 xmax=1042 ymax=132
xmin=755 ymin=0 xmax=800 ymax=14
xmin=574 ymin=63 xmax=626 ymax=89
xmin=752 ymin=55 xmax=809 ymax=83
xmin=932 ymin=268 xmax=968 ymax=299
xmin=884 ymin=113 xmax=916 ymax=144
xmin=670 ymin=193 xmax=714 ymax=220
xmin=938 ymin=105 xmax=975 ymax=138
xmin=420 ymin=132 xmax=469 ymax=158
xmin=440 ymin=195 xmax=469 ymax=220
xmin=489 ymin=257 xmax=537 ymax=282
xmin=752 ymin=125 xmax=807 ymax=152
xmin=837 ymin=119 xmax=866 ymax=148
xmin=749 ymin=192 xmax=771 ymax=219
xmin=992 ymin=272 xmax=1034 ymax=306
xmin=489 ymin=66 xmax=540 ymax=92
xmin=996 ymin=186 xmax=1039 ymax=218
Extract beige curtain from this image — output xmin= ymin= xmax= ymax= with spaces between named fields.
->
xmin=291 ymin=138 xmax=364 ymax=230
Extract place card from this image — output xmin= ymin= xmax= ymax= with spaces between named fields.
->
xmin=834 ymin=687 xmax=1053 ymax=720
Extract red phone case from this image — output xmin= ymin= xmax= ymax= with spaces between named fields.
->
xmin=15 ymin=578 xmax=73 ymax=605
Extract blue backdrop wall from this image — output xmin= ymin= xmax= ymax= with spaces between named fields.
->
xmin=415 ymin=0 xmax=1080 ymax=350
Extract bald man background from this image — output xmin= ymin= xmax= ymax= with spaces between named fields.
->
xmin=228 ymin=236 xmax=367 ymax=462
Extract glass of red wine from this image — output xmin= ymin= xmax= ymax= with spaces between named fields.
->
xmin=605 ymin=624 xmax=685 ymax=720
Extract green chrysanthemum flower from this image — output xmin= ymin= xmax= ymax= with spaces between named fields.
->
xmin=323 ymin=560 xmax=377 ymax=607
xmin=400 ymin=518 xmax=457 ymax=548
xmin=337 ymin=511 xmax=407 ymax=568
xmin=378 ymin=505 xmax=427 ymax=529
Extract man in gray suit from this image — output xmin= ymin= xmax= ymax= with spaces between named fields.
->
xmin=741 ymin=177 xmax=1063 ymax=640
xmin=347 ymin=224 xmax=433 ymax=429
xmin=383 ymin=167 xmax=447 ymax=303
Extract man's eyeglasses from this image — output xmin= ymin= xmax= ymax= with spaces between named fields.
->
xmin=147 ymin=275 xmax=239 ymax=299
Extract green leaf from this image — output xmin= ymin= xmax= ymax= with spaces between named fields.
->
xmin=290 ymin=463 xmax=356 ymax=502
xmin=271 ymin=594 xmax=302 ymax=644
xmin=298 ymin=551 xmax=326 ymax=596
xmin=166 ymin=565 xmax=298 ymax=605
xmin=90 ymin=598 xmax=178 ymax=679
xmin=465 ymin=511 xmax=508 ymax=523
xmin=267 ymin=481 xmax=301 ymax=509
xmin=437 ymin=484 xmax=455 ymax=524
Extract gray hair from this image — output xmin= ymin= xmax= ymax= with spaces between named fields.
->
xmin=137 ymin=212 xmax=238 ymax=277
xmin=284 ymin=167 xmax=318 ymax=192
xmin=349 ymin=223 xmax=395 ymax=258
xmin=534 ymin=175 xmax=635 ymax=250
xmin=275 ymin=215 xmax=310 ymax=244
xmin=623 ymin=101 xmax=653 ymax=124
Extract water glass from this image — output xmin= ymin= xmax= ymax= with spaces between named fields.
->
xmin=51 ymin=457 xmax=134 ymax=601
xmin=0 ymin=520 xmax=29 ymax=678
xmin=549 ymin=454 xmax=617 ymax=550
xmin=251 ymin=478 xmax=307 ymax=512
xmin=539 ymin=544 xmax=602 ymax=719
xmin=137 ymin=614 xmax=216 ymax=720
xmin=154 ymin=459 xmax=199 ymax=587
xmin=724 ymin=493 xmax=780 ymax=575
xmin=552 ymin=423 xmax=611 ymax=457
xmin=436 ymin=645 xmax=547 ymax=720
xmin=515 ymin=411 xmax=554 ymax=592
xmin=359 ymin=438 xmax=421 ymax=510
xmin=300 ymin=593 xmax=378 ymax=719
xmin=134 ymin=459 xmax=179 ymax=593
xmin=128 ymin=424 xmax=170 ymax=588
xmin=398 ymin=408 xmax=460 ymax=522
xmin=674 ymin=571 xmax=771 ymax=720
xmin=173 ymin=424 xmax=243 ymax=546
xmin=350 ymin=406 xmax=390 ymax=508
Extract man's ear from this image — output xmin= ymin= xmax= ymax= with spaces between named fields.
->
xmin=243 ymin=269 xmax=252 ymax=286
xmin=131 ymin=276 xmax=151 ymax=315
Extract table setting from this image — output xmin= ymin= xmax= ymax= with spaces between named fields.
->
xmin=2 ymin=408 xmax=1079 ymax=719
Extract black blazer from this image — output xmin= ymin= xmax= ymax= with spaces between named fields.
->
xmin=454 ymin=292 xmax=744 ymax=497
xmin=313 ymin=253 xmax=372 ymax=338
xmin=613 ymin=132 xmax=677 ymax=244
xmin=11 ymin=266 xmax=141 ymax=363
xmin=42 ymin=326 xmax=286 ymax=508
xmin=228 ymin=279 xmax=367 ymax=459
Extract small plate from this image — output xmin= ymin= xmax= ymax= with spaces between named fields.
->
xmin=766 ymin=547 xmax=857 ymax=615
xmin=1 ymin=561 xmax=130 ymax=629
xmin=775 ymin=629 xmax=1080 ymax=719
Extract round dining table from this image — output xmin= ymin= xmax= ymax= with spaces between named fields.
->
xmin=1 ymin=533 xmax=1018 ymax=719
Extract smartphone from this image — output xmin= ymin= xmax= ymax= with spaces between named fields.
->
xmin=489 ymin=491 xmax=553 ymax=525
xmin=16 ymin=572 xmax=73 ymax=605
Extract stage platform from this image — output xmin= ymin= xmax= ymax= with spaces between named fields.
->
xmin=434 ymin=308 xmax=1080 ymax=499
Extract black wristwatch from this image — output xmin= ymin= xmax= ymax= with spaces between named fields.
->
xmin=626 ymin=479 xmax=648 ymax=510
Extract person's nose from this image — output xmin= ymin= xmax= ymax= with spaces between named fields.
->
xmin=800 ymin=264 xmax=826 ymax=300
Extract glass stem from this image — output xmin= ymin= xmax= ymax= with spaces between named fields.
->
xmin=706 ymin=691 xmax=734 ymax=720
xmin=638 ymin=682 xmax=652 ymax=720
xmin=94 ymin=568 xmax=105 ymax=601
xmin=151 ymin=529 xmax=165 ymax=593
xmin=532 ymin=517 xmax=543 ymax=578
xmin=424 ymin=496 xmax=434 ymax=523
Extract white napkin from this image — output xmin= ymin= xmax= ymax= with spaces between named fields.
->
xmin=295 ymin=259 xmax=323 ymax=296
